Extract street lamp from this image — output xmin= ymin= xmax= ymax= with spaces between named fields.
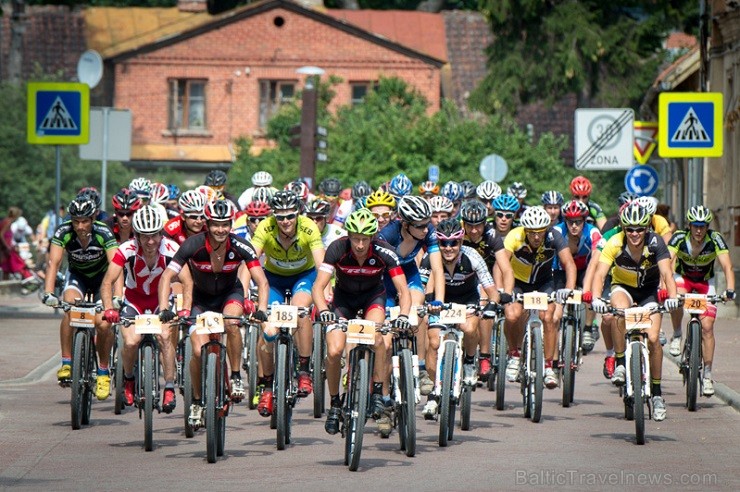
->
xmin=296 ymin=66 xmax=325 ymax=189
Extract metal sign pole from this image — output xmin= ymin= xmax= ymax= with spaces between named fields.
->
xmin=101 ymin=107 xmax=109 ymax=211
xmin=55 ymin=145 xmax=61 ymax=229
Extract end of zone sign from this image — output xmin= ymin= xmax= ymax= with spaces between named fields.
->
xmin=27 ymin=82 xmax=89 ymax=145
xmin=658 ymin=92 xmax=722 ymax=158
xmin=575 ymin=108 xmax=634 ymax=170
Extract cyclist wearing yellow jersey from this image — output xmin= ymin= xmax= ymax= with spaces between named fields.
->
xmin=250 ymin=190 xmax=325 ymax=416
xmin=590 ymin=203 xmax=679 ymax=422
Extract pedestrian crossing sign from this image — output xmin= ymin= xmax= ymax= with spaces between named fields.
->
xmin=658 ymin=92 xmax=723 ymax=158
xmin=27 ymin=82 xmax=89 ymax=144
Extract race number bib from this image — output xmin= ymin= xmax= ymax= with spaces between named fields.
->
xmin=523 ymin=292 xmax=548 ymax=311
xmin=135 ymin=314 xmax=162 ymax=335
xmin=438 ymin=303 xmax=466 ymax=324
xmin=195 ymin=311 xmax=225 ymax=335
xmin=624 ymin=307 xmax=651 ymax=332
xmin=566 ymin=290 xmax=583 ymax=305
xmin=69 ymin=307 xmax=96 ymax=328
xmin=388 ymin=305 xmax=420 ymax=326
xmin=683 ymin=294 xmax=707 ymax=315
xmin=268 ymin=304 xmax=299 ymax=329
xmin=346 ymin=319 xmax=375 ymax=345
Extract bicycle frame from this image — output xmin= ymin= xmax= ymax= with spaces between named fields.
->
xmin=433 ymin=325 xmax=464 ymax=402
xmin=623 ymin=330 xmax=651 ymax=403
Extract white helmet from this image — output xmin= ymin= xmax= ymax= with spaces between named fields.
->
xmin=252 ymin=171 xmax=273 ymax=187
xmin=635 ymin=196 xmax=658 ymax=215
xmin=252 ymin=187 xmax=274 ymax=205
xmin=129 ymin=177 xmax=152 ymax=198
xmin=519 ymin=206 xmax=551 ymax=229
xmin=178 ymin=190 xmax=207 ymax=214
xmin=149 ymin=182 xmax=169 ymax=206
xmin=428 ymin=195 xmax=454 ymax=214
xmin=397 ymin=195 xmax=432 ymax=223
xmin=476 ymin=180 xmax=502 ymax=201
xmin=132 ymin=205 xmax=164 ymax=234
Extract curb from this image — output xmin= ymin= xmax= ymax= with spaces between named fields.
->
xmin=664 ymin=351 xmax=740 ymax=413
xmin=0 ymin=352 xmax=60 ymax=387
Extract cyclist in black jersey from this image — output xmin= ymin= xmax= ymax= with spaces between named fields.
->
xmin=42 ymin=195 xmax=119 ymax=399
xmin=312 ymin=208 xmax=411 ymax=437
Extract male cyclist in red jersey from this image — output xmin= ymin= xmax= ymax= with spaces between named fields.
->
xmin=569 ymin=176 xmax=606 ymax=230
xmin=105 ymin=188 xmax=142 ymax=244
xmin=163 ymin=190 xmax=208 ymax=246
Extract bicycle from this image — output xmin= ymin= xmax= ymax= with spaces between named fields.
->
xmin=175 ymin=317 xmax=195 ymax=437
xmin=486 ymin=303 xmax=508 ymax=411
xmin=59 ymin=298 xmax=101 ymax=430
xmin=676 ymin=293 xmax=725 ymax=411
xmin=312 ymin=312 xmax=326 ymax=418
xmin=241 ymin=315 xmax=260 ymax=410
xmin=558 ymin=291 xmax=585 ymax=407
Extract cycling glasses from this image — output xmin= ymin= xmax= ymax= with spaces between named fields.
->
xmin=115 ymin=211 xmax=133 ymax=217
xmin=566 ymin=220 xmax=584 ymax=226
xmin=307 ymin=215 xmax=327 ymax=222
xmin=274 ymin=212 xmax=298 ymax=221
xmin=372 ymin=211 xmax=393 ymax=220
xmin=185 ymin=214 xmax=205 ymax=220
xmin=248 ymin=216 xmax=266 ymax=224
xmin=624 ymin=227 xmax=646 ymax=234
xmin=495 ymin=212 xmax=515 ymax=219
xmin=439 ymin=239 xmax=460 ymax=248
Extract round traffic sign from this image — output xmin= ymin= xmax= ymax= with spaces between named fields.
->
xmin=624 ymin=165 xmax=659 ymax=197
xmin=77 ymin=50 xmax=103 ymax=89
xmin=479 ymin=154 xmax=508 ymax=182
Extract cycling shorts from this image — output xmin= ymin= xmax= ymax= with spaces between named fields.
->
xmin=513 ymin=278 xmax=554 ymax=296
xmin=553 ymin=269 xmax=586 ymax=291
xmin=63 ymin=270 xmax=104 ymax=302
xmin=385 ymin=264 xmax=424 ymax=308
xmin=673 ymin=274 xmax=717 ymax=318
xmin=327 ymin=288 xmax=386 ymax=333
xmin=190 ymin=281 xmax=244 ymax=334
xmin=610 ymin=284 xmax=658 ymax=308
xmin=264 ymin=269 xmax=317 ymax=305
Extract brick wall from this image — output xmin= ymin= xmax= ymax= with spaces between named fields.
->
xmin=516 ymin=94 xmax=578 ymax=166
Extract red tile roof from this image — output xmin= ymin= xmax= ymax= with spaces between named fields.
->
xmin=665 ymin=32 xmax=697 ymax=50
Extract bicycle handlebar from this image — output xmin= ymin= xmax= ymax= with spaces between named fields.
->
xmin=57 ymin=300 xmax=102 ymax=313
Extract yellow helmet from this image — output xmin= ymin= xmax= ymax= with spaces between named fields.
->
xmin=365 ymin=190 xmax=396 ymax=209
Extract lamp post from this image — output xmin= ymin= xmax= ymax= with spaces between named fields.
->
xmin=296 ymin=66 xmax=324 ymax=190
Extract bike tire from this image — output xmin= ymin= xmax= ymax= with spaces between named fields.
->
xmin=400 ymin=349 xmax=416 ymax=457
xmin=686 ymin=320 xmax=701 ymax=411
xmin=495 ymin=320 xmax=507 ymax=410
xmin=114 ymin=327 xmax=125 ymax=415
xmin=246 ymin=325 xmax=259 ymax=410
xmin=276 ymin=342 xmax=288 ymax=450
xmin=460 ymin=385 xmax=472 ymax=431
xmin=71 ymin=331 xmax=86 ymax=430
xmin=631 ymin=342 xmax=645 ymax=445
xmin=347 ymin=355 xmax=368 ymax=472
xmin=487 ymin=325 xmax=496 ymax=392
xmin=205 ymin=352 xmax=218 ymax=463
xmin=143 ymin=345 xmax=154 ymax=452
xmin=312 ymin=322 xmax=325 ymax=418
xmin=81 ymin=335 xmax=95 ymax=426
xmin=438 ymin=343 xmax=455 ymax=447
xmin=183 ymin=339 xmax=194 ymax=438
xmin=217 ymin=358 xmax=227 ymax=457
xmin=562 ymin=321 xmax=575 ymax=408
xmin=530 ymin=326 xmax=544 ymax=423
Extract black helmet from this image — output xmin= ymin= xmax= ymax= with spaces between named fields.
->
xmin=435 ymin=218 xmax=465 ymax=241
xmin=271 ymin=190 xmax=301 ymax=211
xmin=459 ymin=180 xmax=477 ymax=199
xmin=319 ymin=178 xmax=342 ymax=197
xmin=351 ymin=181 xmax=372 ymax=200
xmin=78 ymin=187 xmax=102 ymax=210
xmin=459 ymin=199 xmax=488 ymax=224
xmin=204 ymin=170 xmax=227 ymax=187
xmin=305 ymin=199 xmax=331 ymax=216
xmin=204 ymin=199 xmax=236 ymax=221
xmin=68 ymin=195 xmax=97 ymax=218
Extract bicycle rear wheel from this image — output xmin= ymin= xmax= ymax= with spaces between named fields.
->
xmin=143 ymin=345 xmax=154 ymax=452
xmin=205 ymin=352 xmax=218 ymax=463
xmin=686 ymin=319 xmax=701 ymax=411
xmin=71 ymin=331 xmax=87 ymax=430
xmin=346 ymin=355 xmax=368 ymax=471
xmin=114 ymin=327 xmax=125 ymax=415
xmin=182 ymin=339 xmax=194 ymax=438
xmin=529 ymin=326 xmax=544 ymax=423
xmin=460 ymin=385 xmax=472 ymax=431
xmin=438 ymin=343 xmax=455 ymax=447
xmin=487 ymin=324 xmax=497 ymax=392
xmin=81 ymin=335 xmax=95 ymax=426
xmin=312 ymin=322 xmax=325 ymax=418
xmin=217 ymin=357 xmax=227 ymax=457
xmin=399 ymin=349 xmax=416 ymax=457
xmin=631 ymin=343 xmax=645 ymax=445
xmin=495 ymin=320 xmax=507 ymax=410
xmin=562 ymin=321 xmax=576 ymax=408
xmin=246 ymin=324 xmax=259 ymax=410
xmin=276 ymin=342 xmax=289 ymax=450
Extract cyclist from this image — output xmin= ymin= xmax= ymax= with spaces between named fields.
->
xmin=589 ymin=202 xmax=679 ymax=421
xmin=506 ymin=182 xmax=528 ymax=222
xmin=163 ymin=190 xmax=208 ymax=246
xmin=429 ymin=195 xmax=454 ymax=227
xmin=100 ymin=206 xmax=180 ymax=411
xmin=42 ymin=195 xmax=119 ymax=399
xmin=285 ymin=179 xmax=313 ymax=207
xmin=204 ymin=170 xmax=241 ymax=210
xmin=250 ymin=190 xmax=325 ymax=416
xmin=165 ymin=184 xmax=180 ymax=216
xmin=667 ymin=205 xmax=735 ymax=395
xmin=541 ymin=191 xmax=564 ymax=225
xmin=238 ymin=171 xmax=278 ymax=209
xmin=569 ymin=176 xmax=606 ymax=230
xmin=106 ymin=188 xmax=142 ymax=244
xmin=365 ymin=189 xmax=397 ymax=231
xmin=602 ymin=191 xmax=638 ymax=232
xmin=459 ymin=200 xmax=514 ymax=380
xmin=78 ymin=187 xmax=109 ymax=222
xmin=313 ymin=208 xmax=412 ymax=437
xmin=304 ymin=199 xmax=347 ymax=248
xmin=148 ymin=182 xmax=173 ymax=224
xmin=420 ymin=219 xmax=502 ymax=419
xmin=635 ymin=196 xmax=673 ymax=245
xmin=502 ymin=206 xmax=576 ymax=389
xmin=233 ymin=200 xmax=271 ymax=242
xmin=440 ymin=181 xmax=464 ymax=218
xmin=388 ymin=173 xmax=413 ymax=200
xmin=129 ymin=177 xmax=152 ymax=205
xmin=460 ymin=180 xmax=477 ymax=200
xmin=419 ymin=180 xmax=440 ymax=199
xmin=491 ymin=194 xmax=520 ymax=238
xmin=158 ymin=199 xmax=270 ymax=428
xmin=476 ymin=180 xmax=502 ymax=220
xmin=317 ymin=177 xmax=352 ymax=226
xmin=349 ymin=181 xmax=373 ymax=212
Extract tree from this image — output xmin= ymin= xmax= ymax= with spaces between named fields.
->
xmin=470 ymin=0 xmax=699 ymax=115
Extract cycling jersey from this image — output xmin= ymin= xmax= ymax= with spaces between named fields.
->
xmin=599 ymin=231 xmax=669 ymax=290
xmin=163 ymin=216 xmax=206 ymax=245
xmin=112 ymin=237 xmax=179 ymax=312
xmin=504 ymin=226 xmax=567 ymax=285
xmin=463 ymin=223 xmax=505 ymax=271
xmin=597 ymin=214 xmax=671 ymax=250
xmin=585 ymin=201 xmax=606 ymax=224
xmin=51 ymin=220 xmax=117 ymax=278
xmin=167 ymin=232 xmax=260 ymax=297
xmin=231 ymin=214 xmax=253 ymax=242
xmin=553 ymin=222 xmax=601 ymax=271
xmin=668 ymin=229 xmax=729 ymax=282
xmin=320 ymin=237 xmax=403 ymax=295
xmin=329 ymin=199 xmax=353 ymax=226
xmin=420 ymin=245 xmax=493 ymax=302
xmin=104 ymin=216 xmax=133 ymax=244
xmin=378 ymin=219 xmax=439 ymax=265
xmin=250 ymin=215 xmax=324 ymax=275
xmin=321 ymin=223 xmax=347 ymax=248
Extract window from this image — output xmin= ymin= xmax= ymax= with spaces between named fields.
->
xmin=350 ymin=82 xmax=377 ymax=106
xmin=168 ymin=79 xmax=207 ymax=131
xmin=258 ymin=80 xmax=295 ymax=129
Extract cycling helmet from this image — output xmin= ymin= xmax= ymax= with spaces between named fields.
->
xmin=506 ymin=182 xmax=527 ymax=199
xmin=476 ymin=180 xmax=502 ymax=201
xmin=492 ymin=194 xmax=521 ymax=212
xmin=344 ymin=208 xmax=378 ymax=236
xmin=167 ymin=184 xmax=181 ymax=201
xmin=397 ymin=195 xmax=432 ymax=223
xmin=618 ymin=191 xmax=638 ymax=206
xmin=519 ymin=206 xmax=551 ymax=229
xmin=620 ymin=202 xmax=651 ymax=227
xmin=541 ymin=190 xmax=564 ymax=206
xmin=351 ymin=181 xmax=373 ymax=200
xmin=686 ymin=205 xmax=713 ymax=224
xmin=271 ymin=190 xmax=301 ymax=211
xmin=111 ymin=188 xmax=142 ymax=212
xmin=205 ymin=199 xmax=236 ymax=222
xmin=245 ymin=200 xmax=271 ymax=218
xmin=319 ymin=178 xmax=342 ymax=197
xmin=388 ymin=173 xmax=413 ymax=197
xmin=569 ymin=176 xmax=592 ymax=196
xmin=435 ymin=218 xmax=465 ymax=241
xmin=252 ymin=187 xmax=274 ymax=205
xmin=178 ymin=190 xmax=207 ymax=215
xmin=251 ymin=171 xmax=273 ymax=187
xmin=285 ymin=180 xmax=310 ymax=202
xmin=460 ymin=180 xmax=477 ymax=200
xmin=305 ymin=199 xmax=331 ymax=216
xmin=149 ymin=182 xmax=169 ymax=206
xmin=428 ymin=195 xmax=454 ymax=214
xmin=419 ymin=180 xmax=440 ymax=196
xmin=635 ymin=196 xmax=658 ymax=215
xmin=562 ymin=199 xmax=589 ymax=219
xmin=195 ymin=185 xmax=219 ymax=203
xmin=129 ymin=177 xmax=152 ymax=198
xmin=68 ymin=196 xmax=97 ymax=218
xmin=441 ymin=181 xmax=463 ymax=202
xmin=132 ymin=205 xmax=164 ymax=234
xmin=459 ymin=200 xmax=488 ymax=224
xmin=78 ymin=187 xmax=102 ymax=210
xmin=204 ymin=170 xmax=227 ymax=187
xmin=352 ymin=196 xmax=368 ymax=212
xmin=365 ymin=190 xmax=396 ymax=209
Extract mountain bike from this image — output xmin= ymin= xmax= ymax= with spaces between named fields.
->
xmin=59 ymin=298 xmax=101 ymax=430
xmin=312 ymin=313 xmax=326 ymax=418
xmin=175 ymin=317 xmax=195 ymax=437
xmin=241 ymin=317 xmax=260 ymax=410
xmin=487 ymin=304 xmax=507 ymax=410
xmin=558 ymin=292 xmax=584 ymax=407
xmin=677 ymin=293 xmax=725 ymax=411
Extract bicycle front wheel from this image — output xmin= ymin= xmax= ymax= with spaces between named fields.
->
xmin=460 ymin=385 xmax=472 ymax=431
xmin=529 ymin=326 xmax=544 ymax=423
xmin=399 ymin=349 xmax=416 ymax=457
xmin=143 ymin=345 xmax=155 ymax=452
xmin=438 ymin=343 xmax=455 ymax=447
xmin=114 ymin=328 xmax=125 ymax=415
xmin=246 ymin=324 xmax=259 ymax=410
xmin=182 ymin=338 xmax=194 ymax=438
xmin=562 ymin=321 xmax=576 ymax=408
xmin=631 ymin=343 xmax=645 ymax=445
xmin=276 ymin=342 xmax=289 ymax=450
xmin=205 ymin=352 xmax=218 ymax=463
xmin=312 ymin=322 xmax=326 ymax=418
xmin=71 ymin=331 xmax=87 ymax=430
xmin=346 ymin=355 xmax=368 ymax=471
xmin=495 ymin=319 xmax=507 ymax=410
xmin=686 ymin=320 xmax=701 ymax=411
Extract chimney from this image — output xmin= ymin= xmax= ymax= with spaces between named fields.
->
xmin=178 ymin=0 xmax=207 ymax=12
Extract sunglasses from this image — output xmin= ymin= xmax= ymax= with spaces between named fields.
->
xmin=495 ymin=212 xmax=515 ymax=219
xmin=185 ymin=214 xmax=205 ymax=220
xmin=372 ymin=211 xmax=393 ymax=220
xmin=624 ymin=227 xmax=646 ymax=234
xmin=690 ymin=222 xmax=708 ymax=228
xmin=275 ymin=212 xmax=298 ymax=221
xmin=463 ymin=219 xmax=486 ymax=226
xmin=408 ymin=222 xmax=430 ymax=230
xmin=307 ymin=215 xmax=327 ymax=222
xmin=566 ymin=220 xmax=584 ymax=226
xmin=573 ymin=195 xmax=589 ymax=200
xmin=115 ymin=211 xmax=133 ymax=217
xmin=525 ymin=228 xmax=547 ymax=235
xmin=439 ymin=239 xmax=460 ymax=248
xmin=248 ymin=216 xmax=266 ymax=224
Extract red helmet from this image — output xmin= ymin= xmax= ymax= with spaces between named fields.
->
xmin=111 ymin=188 xmax=142 ymax=212
xmin=245 ymin=200 xmax=271 ymax=217
xmin=570 ymin=176 xmax=592 ymax=196
xmin=562 ymin=199 xmax=589 ymax=219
